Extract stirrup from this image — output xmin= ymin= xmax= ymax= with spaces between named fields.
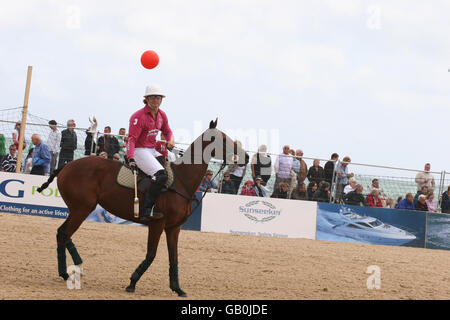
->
xmin=140 ymin=205 xmax=164 ymax=220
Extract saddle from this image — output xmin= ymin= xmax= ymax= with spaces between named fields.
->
xmin=116 ymin=157 xmax=174 ymax=194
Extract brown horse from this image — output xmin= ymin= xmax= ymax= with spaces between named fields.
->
xmin=37 ymin=119 xmax=248 ymax=297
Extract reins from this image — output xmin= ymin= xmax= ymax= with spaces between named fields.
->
xmin=169 ymin=161 xmax=227 ymax=213
xmin=192 ymin=161 xmax=226 ymax=212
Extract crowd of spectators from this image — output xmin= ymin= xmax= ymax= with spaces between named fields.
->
xmin=0 ymin=120 xmax=127 ymax=176
xmin=1 ymin=121 xmax=450 ymax=215
xmin=204 ymin=143 xmax=449 ymax=214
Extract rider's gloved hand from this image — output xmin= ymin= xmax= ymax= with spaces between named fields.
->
xmin=129 ymin=158 xmax=137 ymax=172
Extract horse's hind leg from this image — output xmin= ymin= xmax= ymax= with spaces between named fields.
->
xmin=56 ymin=220 xmax=70 ymax=280
xmin=56 ymin=205 xmax=95 ymax=280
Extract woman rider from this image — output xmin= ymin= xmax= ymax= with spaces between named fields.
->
xmin=127 ymin=84 xmax=175 ymax=220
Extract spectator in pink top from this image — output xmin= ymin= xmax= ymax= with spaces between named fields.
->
xmin=127 ymin=84 xmax=175 ymax=220
xmin=426 ymin=192 xmax=436 ymax=212
xmin=240 ymin=180 xmax=257 ymax=196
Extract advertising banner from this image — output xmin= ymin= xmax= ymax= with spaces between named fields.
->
xmin=0 ymin=172 xmax=68 ymax=218
xmin=201 ymin=193 xmax=317 ymax=239
xmin=426 ymin=212 xmax=450 ymax=250
xmin=86 ymin=192 xmax=203 ymax=230
xmin=181 ymin=191 xmax=203 ymax=231
xmin=86 ymin=205 xmax=139 ymax=225
xmin=316 ymin=203 xmax=426 ymax=248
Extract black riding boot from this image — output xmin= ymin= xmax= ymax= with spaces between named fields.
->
xmin=140 ymin=170 xmax=168 ymax=221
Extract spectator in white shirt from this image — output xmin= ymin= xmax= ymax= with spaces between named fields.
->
xmin=415 ymin=163 xmax=436 ymax=193
xmin=343 ymin=177 xmax=357 ymax=194
xmin=274 ymin=145 xmax=293 ymax=193
xmin=47 ymin=120 xmax=61 ymax=174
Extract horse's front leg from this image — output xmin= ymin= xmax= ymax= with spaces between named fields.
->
xmin=166 ymin=225 xmax=187 ymax=297
xmin=126 ymin=222 xmax=164 ymax=293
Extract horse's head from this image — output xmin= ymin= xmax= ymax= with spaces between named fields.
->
xmin=204 ymin=118 xmax=249 ymax=166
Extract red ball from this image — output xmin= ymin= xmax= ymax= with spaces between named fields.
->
xmin=141 ymin=50 xmax=159 ymax=69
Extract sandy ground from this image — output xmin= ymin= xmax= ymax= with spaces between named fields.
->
xmin=1 ymin=212 xmax=450 ymax=300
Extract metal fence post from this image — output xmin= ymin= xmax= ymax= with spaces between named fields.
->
xmin=439 ymin=170 xmax=444 ymax=212
xmin=217 ymin=161 xmax=225 ymax=193
xmin=330 ymin=160 xmax=339 ymax=203
xmin=437 ymin=171 xmax=446 ymax=212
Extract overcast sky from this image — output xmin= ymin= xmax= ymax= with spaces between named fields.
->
xmin=1 ymin=0 xmax=449 ymax=174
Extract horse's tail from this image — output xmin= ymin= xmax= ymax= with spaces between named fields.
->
xmin=37 ymin=167 xmax=63 ymax=193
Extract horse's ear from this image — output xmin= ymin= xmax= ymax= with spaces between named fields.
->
xmin=209 ymin=118 xmax=218 ymax=129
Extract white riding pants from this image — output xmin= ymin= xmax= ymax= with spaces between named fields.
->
xmin=134 ymin=148 xmax=163 ymax=176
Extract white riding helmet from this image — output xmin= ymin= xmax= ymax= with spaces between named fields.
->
xmin=144 ymin=84 xmax=165 ymax=98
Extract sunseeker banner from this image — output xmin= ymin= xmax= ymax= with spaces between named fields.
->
xmin=316 ymin=202 xmax=426 ymax=248
xmin=201 ymin=193 xmax=317 ymax=239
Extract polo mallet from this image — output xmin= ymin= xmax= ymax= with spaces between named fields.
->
xmin=133 ymin=170 xmax=139 ymax=218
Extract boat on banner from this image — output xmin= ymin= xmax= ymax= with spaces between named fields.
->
xmin=317 ymin=206 xmax=416 ymax=246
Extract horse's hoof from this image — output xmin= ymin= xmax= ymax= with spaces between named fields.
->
xmin=126 ymin=285 xmax=135 ymax=293
xmin=172 ymin=288 xmax=187 ymax=297
xmin=60 ymin=273 xmax=69 ymax=281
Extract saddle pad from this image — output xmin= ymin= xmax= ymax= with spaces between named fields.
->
xmin=117 ymin=161 xmax=174 ymax=190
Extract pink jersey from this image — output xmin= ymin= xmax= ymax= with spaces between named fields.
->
xmin=126 ymin=106 xmax=173 ymax=159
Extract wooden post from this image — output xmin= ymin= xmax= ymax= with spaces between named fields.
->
xmin=16 ymin=66 xmax=33 ymax=173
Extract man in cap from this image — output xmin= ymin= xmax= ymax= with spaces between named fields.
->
xmin=127 ymin=84 xmax=174 ymax=220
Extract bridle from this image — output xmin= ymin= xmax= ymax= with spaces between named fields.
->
xmin=166 ymin=136 xmax=244 ymax=213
